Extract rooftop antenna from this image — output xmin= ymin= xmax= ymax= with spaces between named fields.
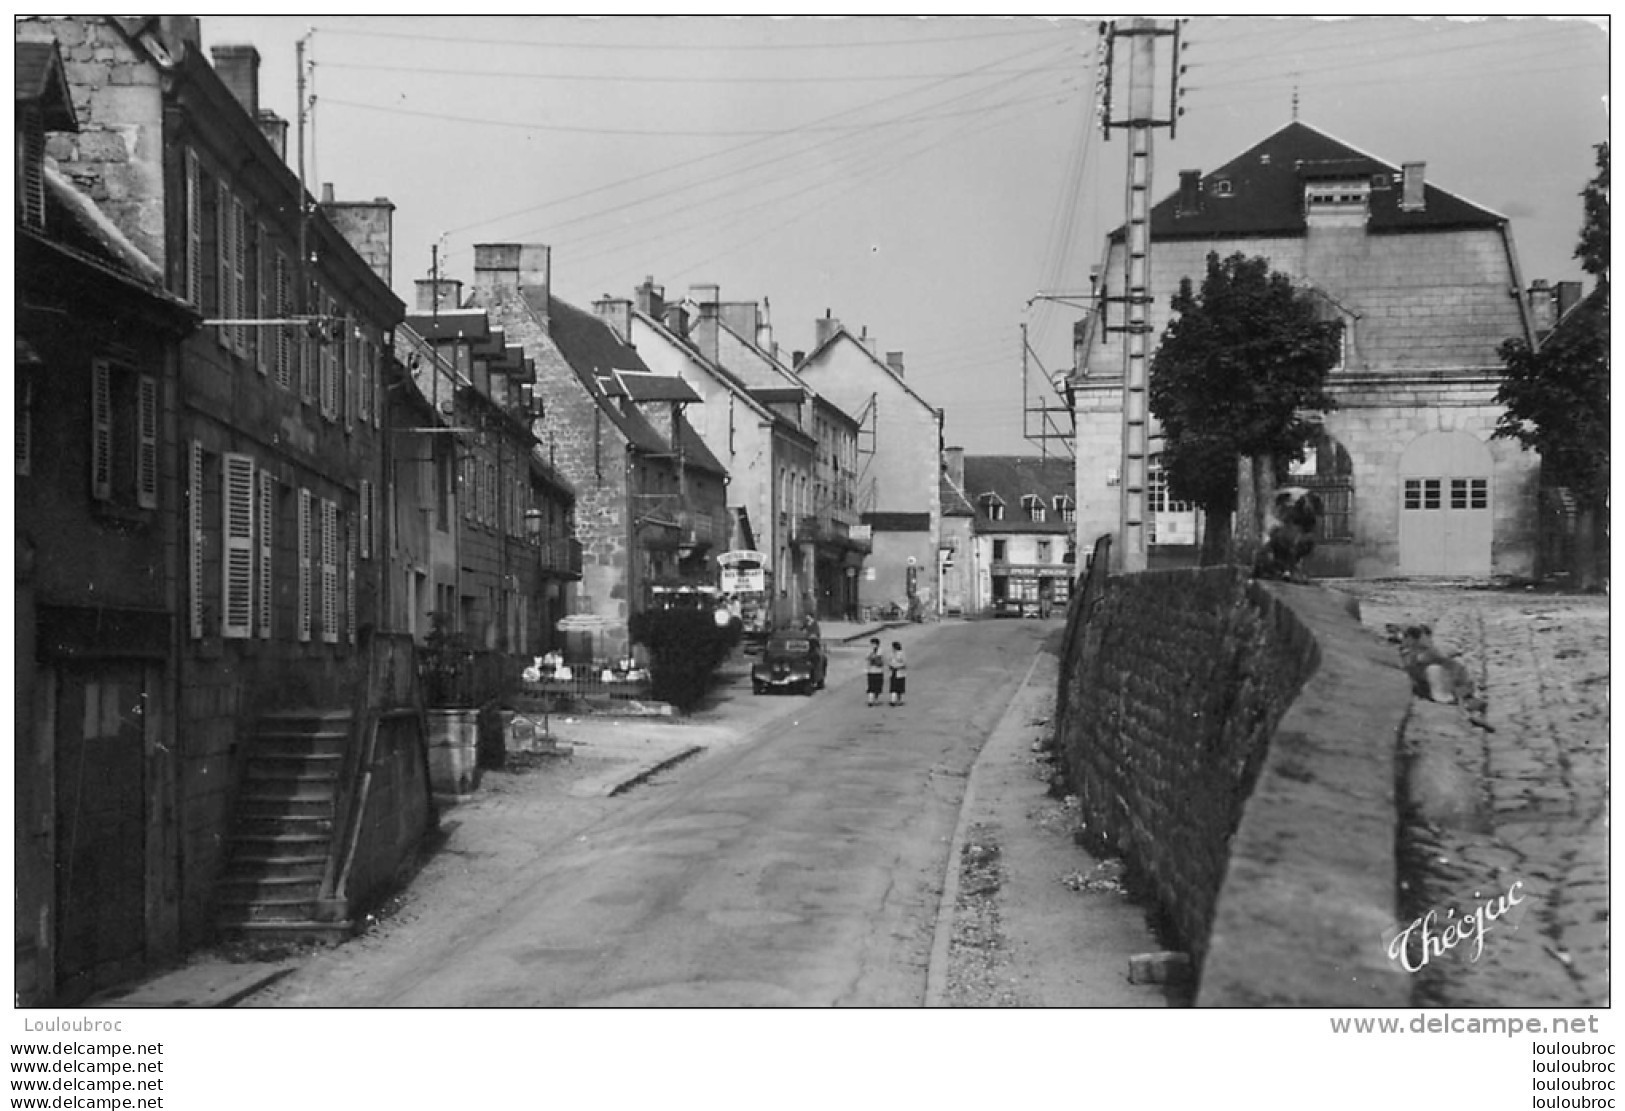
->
xmin=1291 ymin=78 xmax=1300 ymax=121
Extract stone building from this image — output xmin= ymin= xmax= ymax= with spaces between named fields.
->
xmin=390 ymin=288 xmax=580 ymax=655
xmin=1071 ymin=121 xmax=1540 ymax=577
xmin=15 ymin=17 xmax=427 ymax=1001
xmin=14 ymin=39 xmax=200 ymax=1004
xmin=467 ymin=245 xmax=727 ymax=665
xmin=795 ymin=316 xmax=944 ymax=618
xmin=951 ymin=452 xmax=1076 ymax=617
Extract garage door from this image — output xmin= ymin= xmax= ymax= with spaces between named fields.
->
xmin=1398 ymin=431 xmax=1493 ymax=576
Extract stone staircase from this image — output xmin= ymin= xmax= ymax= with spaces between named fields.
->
xmin=215 ymin=711 xmax=355 ymax=944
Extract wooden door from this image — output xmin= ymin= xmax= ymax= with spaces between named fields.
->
xmin=1398 ymin=432 xmax=1493 ymax=576
xmin=54 ymin=664 xmax=147 ymax=1001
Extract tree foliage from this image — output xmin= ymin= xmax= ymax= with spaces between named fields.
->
xmin=1149 ymin=252 xmax=1343 ymax=524
xmin=1494 ymin=142 xmax=1610 ymax=510
xmin=628 ymin=608 xmax=740 ymax=712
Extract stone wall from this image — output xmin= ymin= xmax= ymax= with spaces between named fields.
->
xmin=1053 ymin=567 xmax=1413 ymax=1004
xmin=1055 ymin=566 xmax=1318 ymax=970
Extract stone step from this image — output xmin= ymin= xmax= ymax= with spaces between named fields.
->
xmin=215 ymin=919 xmax=352 ymax=945
xmin=234 ymin=814 xmax=335 ymax=838
xmin=243 ymin=763 xmax=340 ymax=785
xmin=216 ymin=895 xmax=323 ymax=923
xmin=254 ymin=730 xmax=349 ymax=756
xmin=218 ymin=876 xmax=324 ymax=904
xmin=236 ymin=795 xmax=335 ymax=820
xmin=223 ymin=853 xmax=328 ymax=881
xmin=255 ymin=711 xmax=353 ymax=731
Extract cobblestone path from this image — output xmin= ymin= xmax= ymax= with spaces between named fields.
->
xmin=1331 ymin=580 xmax=1608 ymax=1007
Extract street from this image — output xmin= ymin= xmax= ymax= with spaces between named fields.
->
xmin=250 ymin=620 xmax=1053 ymax=1006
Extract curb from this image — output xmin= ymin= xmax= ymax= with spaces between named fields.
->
xmin=90 ymin=964 xmax=295 ymax=1009
xmin=568 ymin=744 xmax=705 ymax=799
xmin=923 ymin=648 xmax=1046 ymax=1007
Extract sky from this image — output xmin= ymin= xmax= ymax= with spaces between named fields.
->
xmin=202 ymin=14 xmax=1610 ymax=456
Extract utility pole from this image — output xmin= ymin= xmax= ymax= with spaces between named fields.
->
xmin=1098 ymin=17 xmax=1183 ymax=573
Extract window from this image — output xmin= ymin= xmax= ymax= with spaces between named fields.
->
xmin=297 ymin=488 xmax=313 ymax=642
xmin=360 ymin=479 xmax=374 ymax=559
xmin=981 ymin=494 xmax=1004 ymax=522
xmin=221 ymin=453 xmax=255 ymax=639
xmin=992 ymin=538 xmax=1007 ymax=562
xmin=301 ymin=284 xmax=319 ymax=405
xmin=1052 ymin=495 xmax=1075 ymax=523
xmin=274 ymin=250 xmax=293 ymax=389
xmin=1037 ymin=539 xmax=1052 ymax=563
xmin=1403 ymin=478 xmax=1443 ymax=511
xmin=1022 ymin=495 xmax=1046 ymax=522
xmin=1450 ymin=478 xmax=1489 ymax=511
xmin=216 ymin=180 xmax=233 ymax=351
xmin=184 ymin=150 xmax=203 ymax=306
xmin=346 ymin=514 xmax=357 ymax=647
xmin=1213 ymin=179 xmax=1233 ymax=196
xmin=1304 ymin=178 xmax=1371 ymax=217
xmin=89 ymin=360 xmax=158 ymax=510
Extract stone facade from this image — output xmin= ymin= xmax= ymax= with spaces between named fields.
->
xmin=1072 ymin=123 xmax=1539 ymax=578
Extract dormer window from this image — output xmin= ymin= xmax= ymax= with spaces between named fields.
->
xmin=1021 ymin=495 xmax=1045 ymax=522
xmin=1213 ymin=179 xmax=1234 ymax=197
xmin=1052 ymin=495 xmax=1076 ymax=523
xmin=1304 ymin=178 xmax=1370 ymax=218
xmin=980 ymin=493 xmax=1004 ymax=522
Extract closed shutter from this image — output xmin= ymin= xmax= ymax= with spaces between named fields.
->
xmin=20 ymin=110 xmax=44 ymax=228
xmin=321 ymin=498 xmax=339 ymax=644
xmin=297 ymin=488 xmax=313 ymax=642
xmin=222 ymin=453 xmax=255 ymax=638
xmin=185 ymin=150 xmax=202 ymax=306
xmin=136 ymin=375 xmax=158 ymax=509
xmin=189 ymin=441 xmax=205 ymax=639
xmin=258 ymin=468 xmax=274 ymax=639
xmin=16 ymin=376 xmax=31 ymax=477
xmin=255 ymin=225 xmax=270 ymax=375
xmin=343 ymin=326 xmax=356 ymax=432
xmin=274 ymin=251 xmax=292 ymax=389
xmin=216 ymin=180 xmax=232 ymax=350
xmin=346 ymin=516 xmax=357 ymax=647
xmin=90 ymin=360 xmax=113 ymax=501
xmin=301 ymin=285 xmax=317 ymax=404
xmin=361 ymin=339 xmax=374 ymax=426
xmin=360 ymin=479 xmax=373 ymax=560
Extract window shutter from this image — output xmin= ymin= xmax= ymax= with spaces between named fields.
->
xmin=185 ymin=150 xmax=202 ymax=306
xmin=90 ymin=360 xmax=113 ymax=501
xmin=16 ymin=376 xmax=31 ymax=477
xmin=301 ymin=285 xmax=317 ymax=404
xmin=343 ymin=326 xmax=356 ymax=432
xmin=297 ymin=488 xmax=313 ymax=642
xmin=346 ymin=516 xmax=357 ymax=647
xmin=136 ymin=375 xmax=159 ymax=509
xmin=216 ymin=180 xmax=232 ymax=350
xmin=321 ymin=498 xmax=339 ymax=644
xmin=221 ymin=453 xmax=255 ymax=638
xmin=258 ymin=468 xmax=274 ymax=639
xmin=360 ymin=478 xmax=373 ymax=560
xmin=255 ymin=225 xmax=270 ymax=375
xmin=189 ymin=441 xmax=205 ymax=639
xmin=232 ymin=198 xmax=248 ymax=355
xmin=274 ymin=251 xmax=292 ymax=389
xmin=362 ymin=339 xmax=375 ymax=426
xmin=20 ymin=109 xmax=45 ymax=229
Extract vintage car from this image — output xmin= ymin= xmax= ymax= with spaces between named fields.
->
xmin=750 ymin=633 xmax=827 ymax=695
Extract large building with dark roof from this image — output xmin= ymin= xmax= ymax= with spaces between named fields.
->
xmin=945 ymin=451 xmax=1076 ymax=616
xmin=1070 ymin=120 xmax=1540 ymax=578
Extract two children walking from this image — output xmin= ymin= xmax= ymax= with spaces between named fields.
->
xmin=865 ymin=638 xmax=907 ymax=707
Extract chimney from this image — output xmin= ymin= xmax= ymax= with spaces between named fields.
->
xmin=689 ymin=283 xmax=720 ymax=316
xmin=473 ymin=243 xmax=551 ymax=303
xmin=157 ymin=16 xmax=201 ymax=59
xmin=635 ymin=275 xmax=665 ymax=318
xmin=210 ymin=44 xmax=260 ymax=117
xmin=256 ymin=109 xmax=287 ymax=161
xmin=885 ymin=351 xmax=905 ymax=378
xmin=1400 ymin=161 xmax=1426 ymax=212
xmin=792 ymin=350 xmax=805 ymax=368
xmin=1176 ymin=169 xmax=1202 ymax=216
xmin=1527 ymin=279 xmax=1555 ymax=336
xmin=415 ymin=278 xmax=463 ymax=314
xmin=720 ymin=301 xmax=759 ymax=344
xmin=662 ymin=303 xmax=689 ymax=338
xmin=943 ymin=446 xmax=965 ymax=489
xmin=594 ymin=295 xmax=632 ymax=343
xmin=321 ymin=191 xmax=396 ymax=289
xmin=859 ymin=325 xmax=876 ymax=355
xmin=814 ymin=311 xmax=841 ymax=348
xmin=1555 ymin=280 xmax=1584 ymax=321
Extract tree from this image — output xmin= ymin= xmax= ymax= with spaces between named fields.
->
xmin=1494 ymin=142 xmax=1609 ymax=590
xmin=1149 ymin=251 xmax=1343 ymax=565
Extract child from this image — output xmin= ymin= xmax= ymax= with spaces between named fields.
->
xmin=888 ymin=641 xmax=907 ymax=706
xmin=865 ymin=638 xmax=885 ymax=707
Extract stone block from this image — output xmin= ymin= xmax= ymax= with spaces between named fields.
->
xmin=1129 ymin=951 xmax=1193 ymax=985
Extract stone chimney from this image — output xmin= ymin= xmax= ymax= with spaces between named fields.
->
xmin=1555 ymin=280 xmax=1584 ymax=321
xmin=1527 ymin=279 xmax=1555 ymax=335
xmin=814 ymin=311 xmax=842 ymax=349
xmin=792 ymin=350 xmax=805 ymax=368
xmin=1176 ymin=169 xmax=1202 ymax=216
xmin=662 ymin=303 xmax=689 ymax=338
xmin=210 ymin=44 xmax=260 ymax=117
xmin=256 ymin=109 xmax=288 ymax=161
xmin=689 ymin=283 xmax=720 ymax=315
xmin=321 ymin=190 xmax=396 ymax=289
xmin=943 ymin=445 xmax=965 ymax=489
xmin=473 ymin=243 xmax=551 ymax=302
xmin=594 ymin=295 xmax=632 ymax=343
xmin=1400 ymin=161 xmax=1426 ymax=212
xmin=415 ymin=278 xmax=463 ymax=314
xmin=635 ymin=276 xmax=665 ymax=318
xmin=720 ymin=301 xmax=759 ymax=344
xmin=858 ymin=325 xmax=876 ymax=355
xmin=885 ymin=351 xmax=905 ymax=378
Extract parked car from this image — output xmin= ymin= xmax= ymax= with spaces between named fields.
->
xmin=751 ymin=633 xmax=827 ymax=695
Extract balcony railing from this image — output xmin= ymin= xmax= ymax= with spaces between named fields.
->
xmin=792 ymin=513 xmax=869 ymax=551
xmin=539 ymin=537 xmax=584 ymax=578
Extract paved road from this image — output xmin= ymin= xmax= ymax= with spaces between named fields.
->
xmin=260 ymin=620 xmax=1050 ymax=1006
xmin=1332 ymin=580 xmax=1608 ymax=1006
